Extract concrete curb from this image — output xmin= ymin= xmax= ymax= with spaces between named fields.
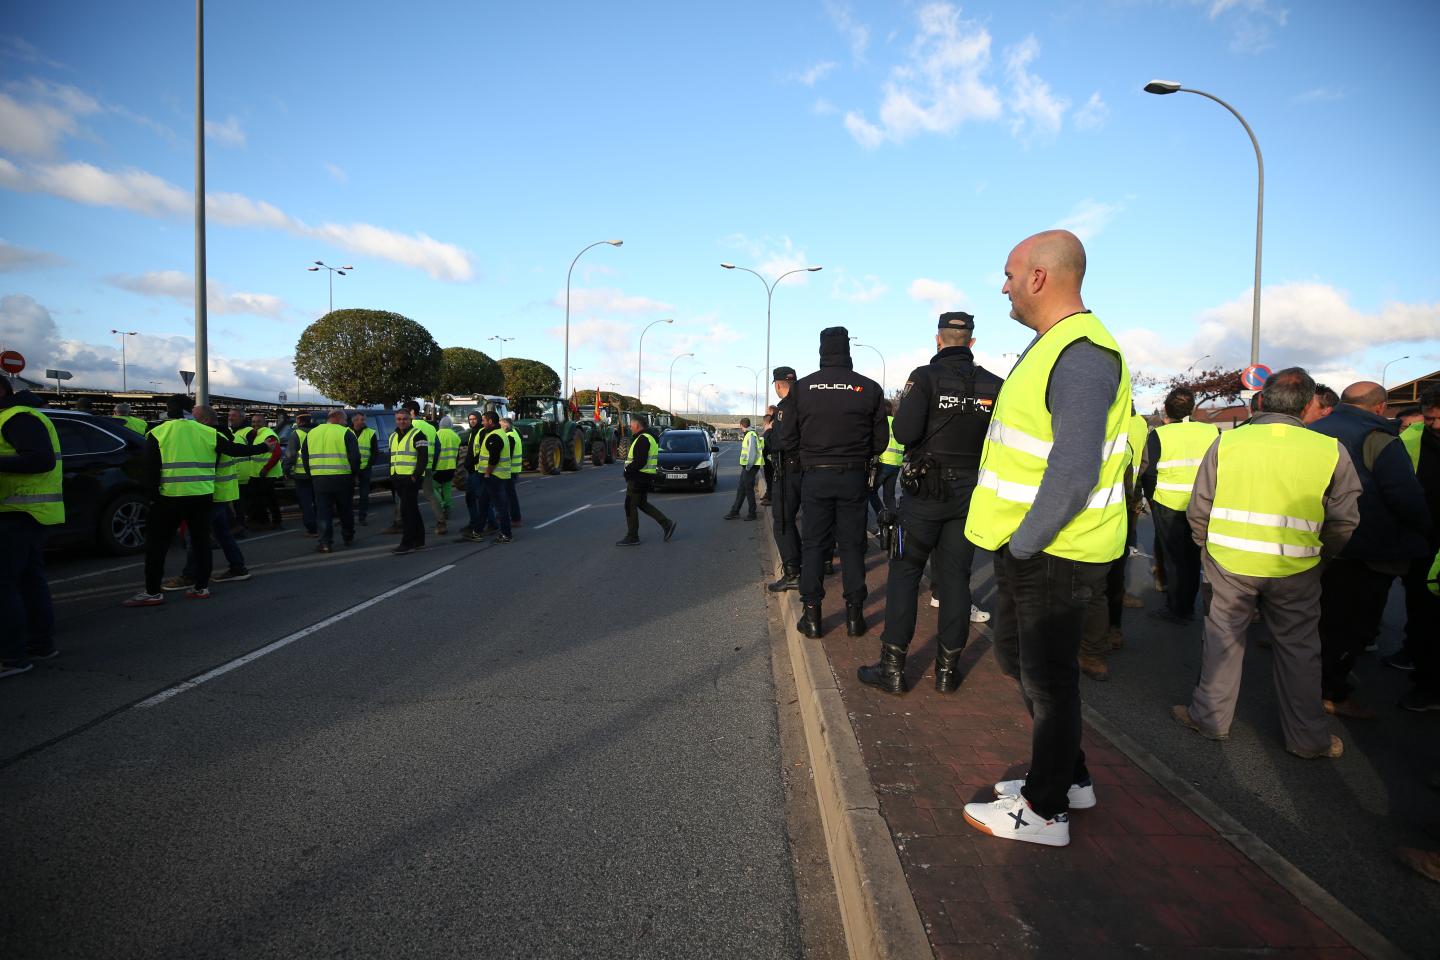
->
xmin=763 ymin=534 xmax=933 ymax=960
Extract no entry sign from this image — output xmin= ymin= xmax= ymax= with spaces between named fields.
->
xmin=0 ymin=350 xmax=25 ymax=375
xmin=1240 ymin=363 xmax=1272 ymax=391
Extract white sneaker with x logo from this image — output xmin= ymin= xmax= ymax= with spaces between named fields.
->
xmin=963 ymin=793 xmax=1070 ymax=847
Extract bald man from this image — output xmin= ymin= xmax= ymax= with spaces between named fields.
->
xmin=1309 ymin=380 xmax=1431 ymax=717
xmin=962 ymin=229 xmax=1132 ymax=847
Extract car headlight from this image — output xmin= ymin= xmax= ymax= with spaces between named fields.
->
xmin=694 ymin=459 xmax=712 ymax=471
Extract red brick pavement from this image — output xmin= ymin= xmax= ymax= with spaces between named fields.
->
xmin=815 ymin=548 xmax=1364 ymax=958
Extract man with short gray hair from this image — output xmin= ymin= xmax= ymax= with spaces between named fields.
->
xmin=1175 ymin=367 xmax=1362 ymax=759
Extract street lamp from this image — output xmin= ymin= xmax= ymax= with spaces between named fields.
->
xmin=110 ymin=329 xmax=138 ymax=391
xmin=720 ymin=262 xmax=823 ymax=388
xmin=565 ymin=239 xmax=623 ymax=399
xmin=736 ymin=364 xmax=760 ymax=420
xmin=487 ymin=335 xmax=515 ymax=358
xmin=851 ymin=339 xmax=886 ymax=396
xmin=1381 ymin=355 xmax=1410 ymax=388
xmin=669 ymin=352 xmax=695 ymax=414
xmin=636 ymin=317 xmax=673 ymax=406
xmin=686 ymin=371 xmax=707 ymax=414
xmin=1145 ymin=79 xmax=1264 ymax=366
xmin=1186 ymin=352 xmax=1212 ymax=374
xmin=306 ymin=261 xmax=353 ymax=315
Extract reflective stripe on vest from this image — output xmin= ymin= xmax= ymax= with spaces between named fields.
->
xmin=0 ymin=406 xmax=64 ymax=525
xmin=1206 ymin=422 xmax=1338 ymax=578
xmin=413 ymin=419 xmax=438 ymax=472
xmin=290 ymin=427 xmax=310 ymax=477
xmin=740 ymin=430 xmax=760 ymax=467
xmin=1152 ymin=421 xmax=1220 ymax=511
xmin=436 ymin=427 xmax=460 ymax=471
xmin=1400 ymin=422 xmax=1422 ymax=472
xmin=304 ymin=423 xmax=353 ymax=477
xmin=1429 ymin=547 xmax=1439 ymax=597
xmin=214 ymin=433 xmax=243 ymax=503
xmin=507 ymin=429 xmax=522 ymax=473
xmin=627 ymin=434 xmax=658 ymax=475
xmin=355 ymin=427 xmax=375 ymax=470
xmin=390 ymin=427 xmax=421 ymax=475
xmin=238 ymin=427 xmax=277 ymax=479
xmin=151 ymin=419 xmax=220 ymax=496
xmin=880 ymin=415 xmax=905 ymax=466
xmin=480 ymin=429 xmax=513 ymax=480
xmin=964 ymin=312 xmax=1132 ymax=563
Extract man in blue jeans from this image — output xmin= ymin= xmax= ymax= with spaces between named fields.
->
xmin=464 ymin=410 xmax=512 ymax=544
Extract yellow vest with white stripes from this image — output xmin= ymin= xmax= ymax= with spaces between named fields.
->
xmin=1152 ymin=421 xmax=1220 ymax=511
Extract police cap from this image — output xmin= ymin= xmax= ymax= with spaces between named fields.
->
xmin=938 ymin=311 xmax=975 ymax=331
xmin=772 ymin=366 xmax=797 ymax=382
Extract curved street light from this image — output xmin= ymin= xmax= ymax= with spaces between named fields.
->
xmin=1145 ymin=80 xmax=1264 ymax=366
xmin=669 ymin=352 xmax=695 ymax=414
xmin=110 ymin=329 xmax=138 ymax=391
xmin=736 ymin=364 xmax=760 ymax=420
xmin=686 ymin=371 xmax=707 ymax=414
xmin=487 ymin=335 xmax=515 ymax=359
xmin=851 ymin=339 xmax=886 ymax=396
xmin=1186 ymin=352 xmax=1212 ymax=374
xmin=564 ymin=239 xmax=623 ymax=398
xmin=636 ymin=317 xmax=673 ymax=406
xmin=1381 ymin=355 xmax=1410 ymax=388
xmin=720 ymin=262 xmax=823 ymax=387
xmin=306 ymin=261 xmax=354 ymax=315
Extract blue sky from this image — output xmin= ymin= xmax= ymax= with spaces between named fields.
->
xmin=2 ymin=0 xmax=1437 ymax=412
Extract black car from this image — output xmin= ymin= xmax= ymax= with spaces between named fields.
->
xmin=650 ymin=429 xmax=720 ymax=492
xmin=42 ymin=409 xmax=149 ymax=555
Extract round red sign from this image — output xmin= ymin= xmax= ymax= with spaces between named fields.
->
xmin=0 ymin=350 xmax=25 ymax=375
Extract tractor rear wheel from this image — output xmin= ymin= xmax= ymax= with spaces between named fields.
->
xmin=590 ymin=439 xmax=606 ymax=467
xmin=604 ymin=439 xmax=616 ymax=464
xmin=563 ymin=432 xmax=583 ymax=471
xmin=538 ymin=437 xmax=562 ymax=475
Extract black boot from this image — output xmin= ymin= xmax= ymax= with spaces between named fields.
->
xmin=858 ymin=643 xmax=909 ymax=695
xmin=934 ymin=645 xmax=965 ymax=693
xmin=823 ymin=558 xmax=836 ymax=575
xmin=767 ymin=563 xmax=800 ymax=593
xmin=846 ymin=602 xmax=867 ymax=637
xmin=798 ymin=603 xmax=823 ymax=639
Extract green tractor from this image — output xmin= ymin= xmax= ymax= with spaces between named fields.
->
xmin=574 ymin=403 xmax=620 ymax=464
xmin=510 ymin=395 xmax=607 ymax=474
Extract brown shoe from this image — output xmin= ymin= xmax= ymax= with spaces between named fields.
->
xmin=1397 ymin=847 xmax=1440 ymax=884
xmin=1287 ymin=734 xmax=1343 ymax=760
xmin=1079 ymin=654 xmax=1110 ymax=681
xmin=435 ymin=524 xmax=448 ymax=536
xmin=1107 ymin=627 xmax=1125 ymax=651
xmin=1170 ymin=704 xmax=1229 ymax=740
xmin=1122 ymin=593 xmax=1144 ymax=609
xmin=1323 ymin=698 xmax=1377 ymax=720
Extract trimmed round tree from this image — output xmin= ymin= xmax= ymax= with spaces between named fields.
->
xmin=499 ymin=357 xmax=561 ymax=399
xmin=294 ymin=309 xmax=442 ymax=407
xmin=438 ymin=346 xmax=504 ymax=398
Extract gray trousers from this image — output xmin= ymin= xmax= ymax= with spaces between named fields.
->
xmin=1185 ymin=549 xmax=1331 ymax=755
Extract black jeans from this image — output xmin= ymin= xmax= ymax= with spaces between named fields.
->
xmin=730 ymin=466 xmax=759 ymax=516
xmin=247 ymin=475 xmax=281 ymax=526
xmin=771 ymin=460 xmax=802 ymax=570
xmin=146 ymin=494 xmax=213 ymax=593
xmin=992 ymin=545 xmax=1108 ymax=819
xmin=625 ymin=476 xmax=670 ymax=538
xmin=1405 ymin=554 xmax=1440 ymax=696
xmin=867 ymin=463 xmax=900 ymax=520
xmin=392 ymin=476 xmax=425 ymax=549
xmin=880 ymin=476 xmax=977 ymax=654
xmin=314 ymin=478 xmax=355 ymax=547
xmin=0 ymin=513 xmax=53 ymax=660
xmin=798 ymin=466 xmax=868 ymax=606
xmin=761 ymin=459 xmax=773 ymax=499
xmin=506 ymin=476 xmax=521 ymax=520
xmin=1153 ymin=502 xmax=1201 ymax=618
xmin=1319 ymin=558 xmax=1397 ymax=701
xmin=356 ymin=469 xmax=372 ymax=521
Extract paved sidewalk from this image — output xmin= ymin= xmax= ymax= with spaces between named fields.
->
xmin=813 ymin=545 xmax=1370 ymax=959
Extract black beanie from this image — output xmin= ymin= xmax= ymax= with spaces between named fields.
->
xmin=819 ymin=326 xmax=852 ymax=367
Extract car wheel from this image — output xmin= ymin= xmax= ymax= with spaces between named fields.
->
xmin=98 ymin=491 xmax=149 ymax=555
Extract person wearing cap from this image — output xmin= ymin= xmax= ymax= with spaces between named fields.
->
xmin=1 ymin=376 xmax=63 ymax=677
xmin=617 ymin=412 xmax=676 ymax=545
xmin=766 ymin=366 xmax=803 ymax=592
xmin=303 ymin=408 xmax=362 ymax=553
xmin=780 ymin=327 xmax=887 ymax=638
xmin=859 ymin=311 xmax=1002 ymax=696
xmin=724 ymin=417 xmax=762 ymax=521
xmin=286 ymin=411 xmax=319 ymax=536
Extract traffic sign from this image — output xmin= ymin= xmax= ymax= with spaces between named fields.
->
xmin=1240 ymin=363 xmax=1272 ymax=391
xmin=0 ymin=350 xmax=25 ymax=375
xmin=278 ymin=391 xmax=287 ymax=403
xmin=180 ymin=370 xmax=195 ymax=389
xmin=46 ymin=369 xmax=73 ymax=380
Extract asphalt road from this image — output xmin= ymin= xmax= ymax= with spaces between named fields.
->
xmin=2 ymin=445 xmax=813 ymax=960
xmin=965 ymin=516 xmax=1440 ymax=960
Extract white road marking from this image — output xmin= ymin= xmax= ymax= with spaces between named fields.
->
xmin=48 ymin=528 xmax=296 ymax=585
xmin=534 ymin=504 xmax=590 ymax=529
xmin=135 ymin=564 xmax=455 ymax=709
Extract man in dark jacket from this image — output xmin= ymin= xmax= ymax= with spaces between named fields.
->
xmin=1310 ymin=381 xmax=1432 ymax=717
xmin=0 ymin=379 xmax=61 ymax=676
xmin=617 ymin=413 xmax=675 ymax=545
xmin=1396 ymin=387 xmax=1440 ymax=710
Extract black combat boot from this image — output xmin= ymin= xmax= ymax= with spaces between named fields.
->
xmin=767 ymin=563 xmax=800 ymax=593
xmin=845 ymin=602 xmax=867 ymax=637
xmin=798 ymin=603 xmax=823 ymax=639
xmin=857 ymin=643 xmax=908 ymax=695
xmin=934 ymin=645 xmax=965 ymax=693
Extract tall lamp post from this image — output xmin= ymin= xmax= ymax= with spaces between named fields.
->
xmin=720 ymin=262 xmax=822 ymax=388
xmin=851 ymin=339 xmax=886 ymax=396
xmin=194 ymin=0 xmax=209 ymax=406
xmin=636 ymin=317 xmax=673 ymax=406
xmin=669 ymin=352 xmax=695 ymax=413
xmin=1145 ymin=79 xmax=1264 ymax=366
xmin=487 ymin=335 xmax=515 ymax=358
xmin=1381 ymin=355 xmax=1410 ymax=388
xmin=568 ymin=366 xmax=583 ymax=398
xmin=736 ymin=364 xmax=760 ymax=420
xmin=565 ymin=239 xmax=623 ymax=399
xmin=306 ymin=261 xmax=353 ymax=314
xmin=111 ymin=330 xmax=138 ymax=391
xmin=686 ymin=371 xmax=707 ymax=414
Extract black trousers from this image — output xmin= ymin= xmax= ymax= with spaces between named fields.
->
xmin=761 ymin=459 xmax=773 ymax=499
xmin=0 ymin=513 xmax=53 ymax=660
xmin=992 ymin=545 xmax=1108 ymax=819
xmin=392 ymin=475 xmax=426 ymax=549
xmin=771 ymin=461 xmax=802 ymax=570
xmin=314 ymin=478 xmax=355 ymax=547
xmin=880 ymin=476 xmax=977 ymax=653
xmin=798 ymin=466 xmax=868 ymax=606
xmin=730 ymin=466 xmax=759 ymax=517
xmin=625 ymin=476 xmax=670 ymax=538
xmin=1153 ymin=501 xmax=1201 ymax=618
xmin=356 ymin=469 xmax=372 ymax=521
xmin=1404 ymin=554 xmax=1440 ymax=696
xmin=145 ymin=493 xmax=212 ymax=594
xmin=1318 ymin=558 xmax=1396 ymax=702
xmin=247 ymin=475 xmax=281 ymax=526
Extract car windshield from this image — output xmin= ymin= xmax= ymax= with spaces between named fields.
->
xmin=513 ymin=398 xmax=558 ymax=421
xmin=660 ymin=433 xmax=707 ymax=453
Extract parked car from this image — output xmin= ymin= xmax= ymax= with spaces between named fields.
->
xmin=650 ymin=429 xmax=720 ymax=493
xmin=44 ymin=410 xmax=149 ymax=555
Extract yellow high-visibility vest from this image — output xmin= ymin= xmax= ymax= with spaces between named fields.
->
xmin=290 ymin=427 xmax=310 ymax=477
xmin=627 ymin=433 xmax=658 ymax=475
xmin=0 ymin=406 xmax=64 ymax=525
xmin=436 ymin=427 xmax=460 ymax=471
xmin=120 ymin=415 xmax=148 ymax=435
xmin=880 ymin=415 xmax=905 ymax=466
xmin=740 ymin=429 xmax=761 ymax=467
xmin=355 ymin=427 xmax=376 ymax=471
xmin=1152 ymin=421 xmax=1220 ymax=511
xmin=304 ymin=423 xmax=353 ymax=477
xmin=412 ymin=419 xmax=438 ymax=473
xmin=1400 ymin=422 xmax=1422 ymax=472
xmin=507 ymin=429 xmax=523 ymax=474
xmin=151 ymin=419 xmax=220 ymax=497
xmin=390 ymin=427 xmax=422 ymax=476
xmin=480 ymin=429 xmax=513 ymax=480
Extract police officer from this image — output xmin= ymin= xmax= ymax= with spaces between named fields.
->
xmin=767 ymin=367 xmax=803 ymax=592
xmin=858 ymin=311 xmax=1002 ymax=694
xmin=780 ymin=327 xmax=887 ymax=638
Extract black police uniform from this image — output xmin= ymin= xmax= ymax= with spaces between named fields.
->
xmin=779 ymin=327 xmax=887 ymax=637
xmin=859 ymin=312 xmax=1002 ymax=695
xmin=766 ymin=367 xmax=802 ymax=591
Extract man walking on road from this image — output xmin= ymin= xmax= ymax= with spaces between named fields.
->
xmin=464 ymin=411 xmax=512 ymax=544
xmin=725 ymin=417 xmax=761 ymax=521
xmin=0 ymin=376 xmax=63 ymax=677
xmin=351 ymin=412 xmax=378 ymax=526
xmin=961 ymin=230 xmax=1131 ymax=848
xmin=766 ymin=368 xmax=803 ymax=593
xmin=304 ymin=409 xmax=362 ymax=554
xmin=858 ymin=311 xmax=1001 ymax=696
xmin=780 ymin=327 xmax=887 ymax=639
xmin=617 ymin=413 xmax=676 ymax=546
xmin=389 ymin=408 xmax=429 ymax=555
xmin=1174 ymin=367 xmax=1361 ymax=759
xmin=1141 ymin=388 xmax=1219 ymax=624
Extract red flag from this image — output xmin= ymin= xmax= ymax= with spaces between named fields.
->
xmin=594 ymin=388 xmax=601 ymax=421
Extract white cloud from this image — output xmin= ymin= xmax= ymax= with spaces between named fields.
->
xmin=305 ymin=221 xmax=471 ymax=281
xmin=792 ymin=62 xmax=837 ymax=86
xmin=831 ymin=269 xmax=889 ymax=303
xmin=908 ymin=277 xmax=969 ymax=313
xmin=1073 ymin=91 xmax=1109 ymax=131
xmin=721 ymin=234 xmax=820 ymax=284
xmin=0 ymin=80 xmax=99 ymax=157
xmin=1055 ymin=198 xmax=1124 ymax=241
xmin=1004 ymin=36 xmax=1067 ymax=142
xmin=204 ymin=115 xmax=246 ymax=147
xmin=825 ymin=1 xmax=870 ymax=60
xmin=106 ymin=270 xmax=290 ymax=319
xmin=324 ymin=162 xmax=348 ymax=184
xmin=558 ymin=287 xmax=675 ymax=314
xmin=1199 ymin=0 xmax=1288 ymax=54
xmin=812 ymin=98 xmax=838 ymax=116
xmin=0 ymin=239 xmax=64 ymax=272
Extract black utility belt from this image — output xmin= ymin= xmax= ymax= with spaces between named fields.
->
xmin=802 ymin=461 xmax=866 ymax=471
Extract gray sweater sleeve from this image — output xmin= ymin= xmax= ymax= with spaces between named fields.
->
xmin=1008 ymin=342 xmax=1121 ymax=559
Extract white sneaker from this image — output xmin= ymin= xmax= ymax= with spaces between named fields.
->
xmin=963 ymin=793 xmax=1070 ymax=847
xmin=930 ymin=595 xmax=940 ymax=608
xmin=993 ymin=777 xmax=1096 ymax=809
xmin=970 ymin=604 xmax=991 ymax=623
